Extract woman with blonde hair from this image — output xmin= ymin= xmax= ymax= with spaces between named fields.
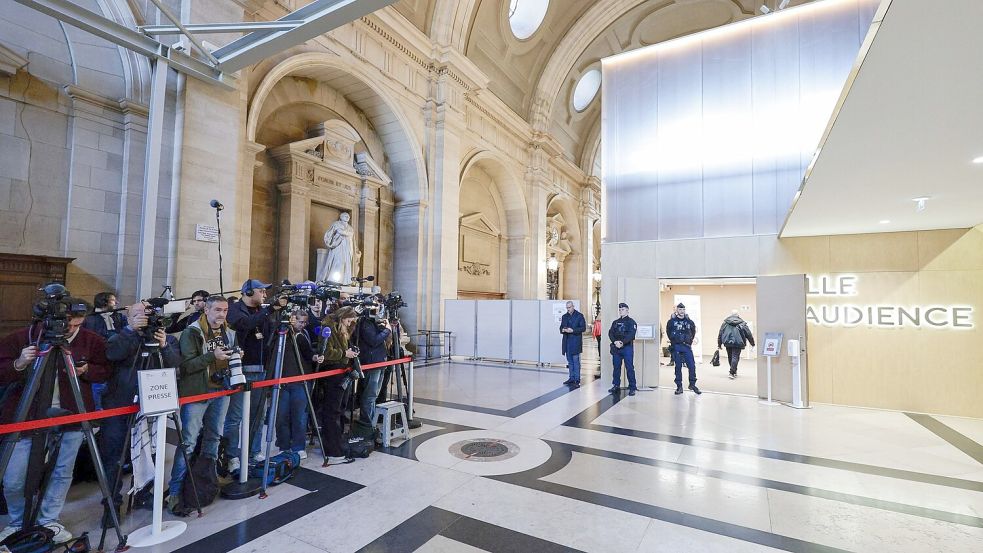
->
xmin=317 ymin=306 xmax=359 ymax=465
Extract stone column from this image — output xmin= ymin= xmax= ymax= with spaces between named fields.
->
xmin=358 ymin=179 xmax=380 ymax=280
xmin=234 ymin=140 xmax=266 ymax=285
xmin=269 ymin=152 xmax=313 ymax=283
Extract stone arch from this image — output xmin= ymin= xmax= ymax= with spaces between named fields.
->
xmin=547 ymin=195 xmax=585 ymax=305
xmin=459 ymin=149 xmax=533 ymax=298
xmin=430 ymin=0 xmax=479 ymax=50
xmin=245 ymin=52 xmax=429 ymax=329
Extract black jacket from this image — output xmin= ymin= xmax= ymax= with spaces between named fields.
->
xmin=83 ymin=311 xmax=127 ymax=340
xmin=354 ymin=318 xmax=392 ymax=365
xmin=226 ymin=299 xmax=272 ymax=368
xmin=283 ymin=330 xmax=317 ymax=378
xmin=608 ymin=316 xmax=637 ymax=353
xmin=666 ymin=315 xmax=697 ymax=348
xmin=103 ymin=327 xmax=182 ymax=408
xmin=718 ymin=315 xmax=755 ymax=349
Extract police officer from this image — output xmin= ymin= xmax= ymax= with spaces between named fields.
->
xmin=666 ymin=303 xmax=700 ymax=395
xmin=608 ymin=303 xmax=638 ymax=395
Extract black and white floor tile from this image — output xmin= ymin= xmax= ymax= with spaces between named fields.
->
xmin=5 ymin=359 xmax=983 ymax=552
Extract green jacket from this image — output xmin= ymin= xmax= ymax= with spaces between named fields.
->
xmin=320 ymin=320 xmax=351 ymax=369
xmin=178 ymin=320 xmax=237 ymax=397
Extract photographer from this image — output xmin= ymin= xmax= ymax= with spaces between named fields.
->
xmin=223 ymin=279 xmax=277 ymax=470
xmin=168 ymin=296 xmax=234 ymax=514
xmin=354 ymin=302 xmax=391 ymax=430
xmin=165 ymin=289 xmax=210 ymax=334
xmin=317 ymin=306 xmax=358 ymax=466
xmin=98 ymin=302 xmax=182 ymax=499
xmin=82 ymin=292 xmax=127 ymax=340
xmin=0 ymin=299 xmax=110 ymax=544
xmin=276 ymin=311 xmax=322 ymax=460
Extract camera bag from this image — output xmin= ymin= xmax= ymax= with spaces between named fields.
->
xmin=247 ymin=451 xmax=300 ymax=486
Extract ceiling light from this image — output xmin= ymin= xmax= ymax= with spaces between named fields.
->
xmin=879 ymin=220 xmax=890 ymax=224
xmin=972 ymin=156 xmax=983 ymax=164
xmin=912 ymin=196 xmax=930 ymax=212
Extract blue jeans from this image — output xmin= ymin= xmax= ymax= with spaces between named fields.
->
xmin=223 ymin=369 xmax=264 ymax=459
xmin=565 ymin=352 xmax=581 ymax=382
xmin=96 ymin=413 xmax=130 ymax=496
xmin=612 ymin=344 xmax=636 ymax=389
xmin=358 ymin=367 xmax=384 ymax=427
xmin=275 ymin=383 xmax=309 ymax=452
xmin=673 ymin=344 xmax=698 ymax=388
xmin=169 ymin=396 xmax=229 ymax=498
xmin=2 ymin=431 xmax=84 ymax=527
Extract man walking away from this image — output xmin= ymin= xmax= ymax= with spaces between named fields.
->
xmin=717 ymin=310 xmax=755 ymax=379
xmin=666 ymin=303 xmax=700 ymax=395
xmin=560 ymin=301 xmax=586 ymax=387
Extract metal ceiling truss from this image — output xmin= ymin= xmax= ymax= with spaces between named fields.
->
xmin=13 ymin=0 xmax=396 ymax=88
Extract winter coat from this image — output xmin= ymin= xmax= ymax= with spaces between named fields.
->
xmin=560 ymin=310 xmax=587 ymax=355
xmin=283 ymin=329 xmax=317 ymax=378
xmin=666 ymin=315 xmax=697 ymax=348
xmin=177 ymin=319 xmax=237 ymax=397
xmin=83 ymin=311 xmax=127 ymax=339
xmin=102 ymin=327 xmax=182 ymax=408
xmin=354 ymin=317 xmax=392 ymax=365
xmin=226 ymin=299 xmax=272 ymax=369
xmin=318 ymin=320 xmax=352 ymax=370
xmin=0 ymin=325 xmax=110 ymax=431
xmin=718 ymin=315 xmax=755 ymax=349
xmin=608 ymin=316 xmax=638 ymax=354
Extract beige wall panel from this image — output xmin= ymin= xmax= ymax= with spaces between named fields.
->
xmin=917 ymin=227 xmax=983 ymax=272
xmin=828 ymin=232 xmax=920 ymax=273
xmin=760 ymin=235 xmax=830 ymax=275
xmin=805 ymin=323 xmax=834 ymax=404
xmin=655 ymin=239 xmax=706 ymax=277
xmin=704 ymin=236 xmax=761 ymax=277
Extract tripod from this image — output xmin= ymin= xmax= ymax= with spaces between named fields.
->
xmin=0 ymin=326 xmax=127 ymax=549
xmin=256 ymin=319 xmax=327 ymax=497
xmin=96 ymin=338 xmax=202 ymax=551
xmin=379 ymin=318 xmax=419 ymax=428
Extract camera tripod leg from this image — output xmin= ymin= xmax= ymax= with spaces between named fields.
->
xmin=0 ymin=351 xmax=52 ymax=479
xmin=98 ymin=411 xmax=133 ymax=552
xmin=292 ymin=340 xmax=327 ymax=464
xmin=260 ymin=327 xmax=289 ymax=498
xmin=56 ymin=349 xmax=127 ymax=548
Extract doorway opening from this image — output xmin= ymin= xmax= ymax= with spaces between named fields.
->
xmin=659 ymin=278 xmax=758 ymax=396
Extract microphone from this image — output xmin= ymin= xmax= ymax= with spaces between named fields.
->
xmin=316 ymin=326 xmax=332 ymax=359
xmin=210 ymin=199 xmax=224 ymax=211
xmin=353 ymin=275 xmax=375 ymax=282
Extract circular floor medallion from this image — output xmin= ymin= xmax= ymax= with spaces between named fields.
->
xmin=450 ymin=438 xmax=520 ymax=462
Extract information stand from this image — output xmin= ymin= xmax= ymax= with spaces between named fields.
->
xmin=760 ymin=333 xmax=783 ymax=406
xmin=129 ymin=368 xmax=187 ymax=546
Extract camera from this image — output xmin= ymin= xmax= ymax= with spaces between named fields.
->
xmin=207 ymin=337 xmax=246 ymax=387
xmin=32 ymin=283 xmax=89 ymax=340
xmin=341 ymin=349 xmax=364 ymax=391
xmin=273 ymin=281 xmax=343 ymax=320
xmin=380 ymin=291 xmax=406 ymax=321
xmin=142 ymin=297 xmax=184 ymax=341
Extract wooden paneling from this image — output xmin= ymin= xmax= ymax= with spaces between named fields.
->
xmin=0 ymin=253 xmax=74 ymax=336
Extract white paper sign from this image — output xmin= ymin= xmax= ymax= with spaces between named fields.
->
xmin=635 ymin=325 xmax=654 ymax=340
xmin=552 ymin=302 xmax=566 ymax=323
xmin=137 ymin=368 xmax=179 ymax=416
xmin=195 ymin=224 xmax=219 ymax=243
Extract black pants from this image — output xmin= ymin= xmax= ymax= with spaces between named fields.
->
xmin=318 ymin=374 xmax=348 ymax=458
xmin=726 ymin=346 xmax=743 ymax=375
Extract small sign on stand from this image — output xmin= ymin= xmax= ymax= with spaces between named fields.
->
xmin=760 ymin=333 xmax=783 ymax=406
xmin=129 ymin=368 xmax=187 ymax=547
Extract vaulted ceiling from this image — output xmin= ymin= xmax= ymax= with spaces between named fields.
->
xmin=390 ymin=0 xmax=816 ymax=171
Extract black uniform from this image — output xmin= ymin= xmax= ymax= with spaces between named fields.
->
xmin=608 ymin=316 xmax=638 ymax=390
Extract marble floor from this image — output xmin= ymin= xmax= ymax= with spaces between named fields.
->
xmin=4 ymin=360 xmax=982 ymax=552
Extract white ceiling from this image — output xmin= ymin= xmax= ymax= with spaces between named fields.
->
xmin=780 ymin=0 xmax=983 ymax=237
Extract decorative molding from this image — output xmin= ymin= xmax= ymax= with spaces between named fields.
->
xmin=0 ymin=43 xmax=28 ymax=76
xmin=460 ymin=212 xmax=501 ymax=237
xmin=459 ymin=261 xmax=492 ymax=277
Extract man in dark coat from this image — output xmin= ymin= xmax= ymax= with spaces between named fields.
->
xmin=717 ymin=310 xmax=755 ymax=379
xmin=608 ymin=303 xmax=638 ymax=395
xmin=666 ymin=303 xmax=700 ymax=395
xmin=559 ymin=301 xmax=586 ymax=387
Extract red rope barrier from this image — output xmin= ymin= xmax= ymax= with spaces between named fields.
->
xmin=0 ymin=357 xmax=412 ymax=435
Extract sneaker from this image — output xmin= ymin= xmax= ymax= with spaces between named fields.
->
xmin=689 ymin=385 xmax=702 ymax=395
xmin=297 ymin=450 xmax=308 ymax=460
xmin=227 ymin=456 xmax=241 ymax=474
xmin=562 ymin=379 xmax=574 ymax=385
xmin=570 ymin=381 xmax=581 ymax=388
xmin=0 ymin=525 xmax=17 ymax=543
xmin=728 ymin=373 xmax=736 ymax=380
xmin=628 ymin=388 xmax=637 ymax=396
xmin=44 ymin=522 xmax=73 ymax=544
xmin=325 ymin=456 xmax=355 ymax=466
xmin=674 ymin=387 xmax=684 ymax=395
xmin=608 ymin=386 xmax=620 ymax=394
xmin=251 ymin=453 xmax=265 ymax=463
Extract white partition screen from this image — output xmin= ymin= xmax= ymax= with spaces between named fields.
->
xmin=510 ymin=300 xmax=541 ymax=362
xmin=539 ymin=300 xmax=579 ymax=365
xmin=444 ymin=300 xmax=476 ymax=357
xmin=602 ymin=0 xmax=879 ymax=242
xmin=475 ymin=300 xmax=511 ymax=360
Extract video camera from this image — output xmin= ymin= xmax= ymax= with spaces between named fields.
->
xmin=31 ymin=283 xmax=89 ymax=340
xmin=142 ymin=297 xmax=184 ymax=340
xmin=273 ymin=280 xmax=343 ymax=319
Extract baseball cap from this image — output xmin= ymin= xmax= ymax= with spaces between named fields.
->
xmin=618 ymin=302 xmax=629 ymax=309
xmin=241 ymin=279 xmax=272 ymax=294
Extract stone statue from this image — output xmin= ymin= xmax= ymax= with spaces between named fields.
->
xmin=317 ymin=212 xmax=357 ymax=283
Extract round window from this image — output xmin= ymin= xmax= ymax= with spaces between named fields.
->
xmin=572 ymin=68 xmax=601 ymax=112
xmin=508 ymin=0 xmax=549 ymax=40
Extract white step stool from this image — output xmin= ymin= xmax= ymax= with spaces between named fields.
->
xmin=374 ymin=401 xmax=408 ymax=447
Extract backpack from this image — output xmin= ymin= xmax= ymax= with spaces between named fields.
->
xmin=0 ymin=527 xmax=90 ymax=553
xmin=180 ymin=455 xmax=220 ymax=511
xmin=345 ymin=435 xmax=374 ymax=458
xmin=247 ymin=451 xmax=300 ymax=486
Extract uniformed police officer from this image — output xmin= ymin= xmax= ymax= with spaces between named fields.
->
xmin=608 ymin=303 xmax=638 ymax=395
xmin=666 ymin=303 xmax=701 ymax=395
